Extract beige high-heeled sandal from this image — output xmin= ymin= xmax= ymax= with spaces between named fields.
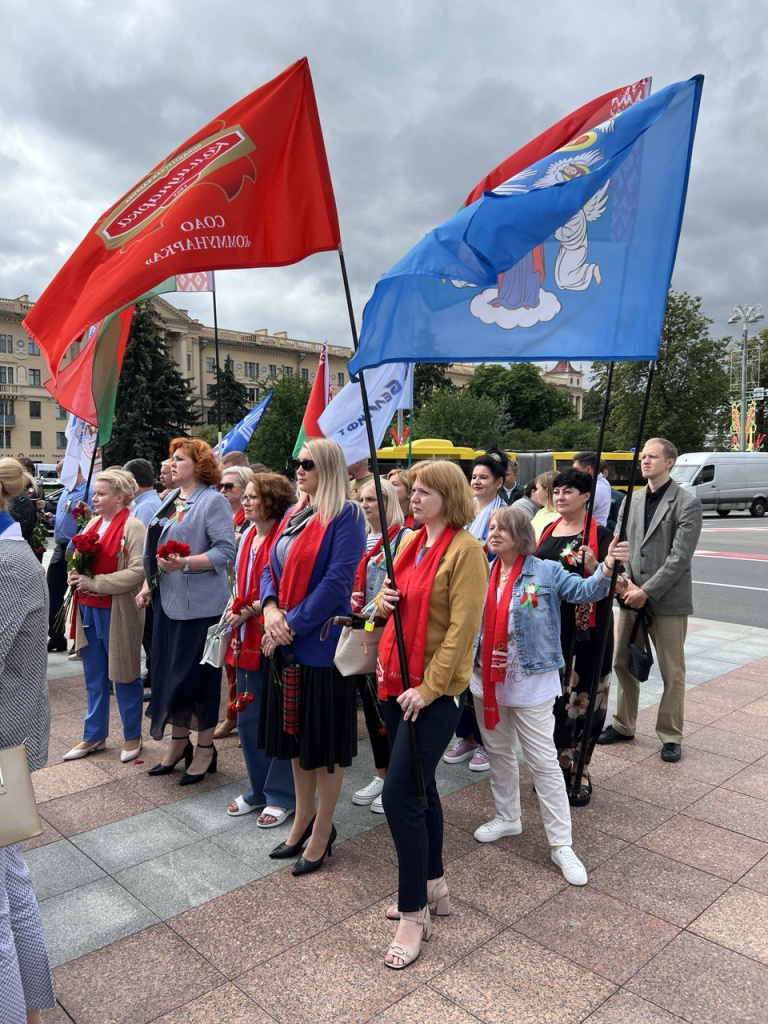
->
xmin=385 ymin=876 xmax=450 ymax=920
xmin=384 ymin=905 xmax=432 ymax=969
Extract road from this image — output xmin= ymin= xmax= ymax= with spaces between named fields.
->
xmin=692 ymin=513 xmax=768 ymax=628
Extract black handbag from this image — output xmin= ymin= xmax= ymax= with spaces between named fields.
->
xmin=626 ymin=608 xmax=654 ymax=681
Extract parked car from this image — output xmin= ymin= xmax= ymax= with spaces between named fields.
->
xmin=671 ymin=452 xmax=768 ymax=517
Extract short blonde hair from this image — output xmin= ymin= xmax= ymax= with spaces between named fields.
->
xmin=490 ymin=505 xmax=536 ymax=555
xmin=222 ymin=465 xmax=252 ymax=489
xmin=534 ymin=470 xmax=557 ymax=510
xmin=96 ymin=469 xmax=137 ymax=504
xmin=301 ymin=437 xmax=357 ymax=526
xmin=359 ymin=478 xmax=405 ymax=530
xmin=0 ymin=457 xmax=26 ymax=509
xmin=408 ymin=460 xmax=474 ymax=529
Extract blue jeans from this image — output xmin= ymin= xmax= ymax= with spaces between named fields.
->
xmin=381 ymin=693 xmax=463 ymax=913
xmin=237 ymin=666 xmax=295 ymax=809
xmin=80 ymin=605 xmax=143 ymax=743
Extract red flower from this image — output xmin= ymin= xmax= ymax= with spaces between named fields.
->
xmin=157 ymin=540 xmax=191 ymax=560
xmin=72 ymin=532 xmax=100 ymax=556
xmin=378 ymin=725 xmax=387 ymax=736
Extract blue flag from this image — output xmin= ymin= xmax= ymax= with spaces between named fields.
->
xmin=217 ymin=391 xmax=274 ymax=456
xmin=349 ymin=76 xmax=703 ymax=375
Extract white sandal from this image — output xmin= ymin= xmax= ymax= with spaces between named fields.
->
xmin=257 ymin=806 xmax=295 ymax=828
xmin=227 ymin=795 xmax=259 ymax=817
xmin=384 ymin=906 xmax=432 ymax=969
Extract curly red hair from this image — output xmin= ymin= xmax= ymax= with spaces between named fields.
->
xmin=169 ymin=438 xmax=221 ymax=487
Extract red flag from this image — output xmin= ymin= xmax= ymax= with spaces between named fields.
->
xmin=25 ymin=58 xmax=340 ymax=379
xmin=293 ymin=343 xmax=330 ymax=457
xmin=462 ymin=78 xmax=650 ymax=206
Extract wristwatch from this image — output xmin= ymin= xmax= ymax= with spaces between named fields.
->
xmin=182 ymin=557 xmax=191 ymax=574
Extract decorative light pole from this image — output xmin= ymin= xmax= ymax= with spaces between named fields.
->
xmin=728 ymin=304 xmax=764 ymax=451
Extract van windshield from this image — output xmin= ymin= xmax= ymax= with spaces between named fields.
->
xmin=670 ymin=464 xmax=700 ymax=483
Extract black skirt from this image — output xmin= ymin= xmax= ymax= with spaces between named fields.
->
xmin=257 ymin=650 xmax=357 ymax=772
xmin=146 ymin=594 xmax=222 ymax=740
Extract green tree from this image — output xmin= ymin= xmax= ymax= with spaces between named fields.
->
xmin=208 ymin=356 xmax=248 ymax=428
xmin=244 ymin=373 xmax=310 ymax=471
xmin=103 ymin=302 xmax=198 ymax=469
xmin=414 ymin=363 xmax=454 ymax=410
xmin=468 ymin=363 xmax=574 ymax=434
xmin=415 ymin=389 xmax=503 ymax=449
xmin=591 ymin=290 xmax=730 ymax=452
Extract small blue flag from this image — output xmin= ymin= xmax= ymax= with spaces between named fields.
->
xmin=216 ymin=391 xmax=274 ymax=456
xmin=349 ymin=76 xmax=703 ymax=375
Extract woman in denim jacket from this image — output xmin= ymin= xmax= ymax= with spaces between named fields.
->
xmin=470 ymin=505 xmax=628 ymax=887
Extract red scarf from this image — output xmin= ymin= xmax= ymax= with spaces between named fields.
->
xmin=226 ymin=519 xmax=281 ymax=670
xmin=272 ymin=505 xmax=330 ymax=612
xmin=537 ymin=515 xmax=599 ymax=626
xmin=376 ymin=527 xmax=458 ymax=698
xmin=233 ymin=506 xmax=246 ymax=529
xmin=480 ymin=554 xmax=525 ymax=729
xmin=352 ymin=524 xmax=402 ymax=614
xmin=78 ymin=508 xmax=131 ymax=610
xmin=404 ymin=514 xmax=416 ymax=529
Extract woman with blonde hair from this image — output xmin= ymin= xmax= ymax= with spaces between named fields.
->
xmin=259 ymin=438 xmax=365 ymax=873
xmin=531 ymin=470 xmax=559 ymax=541
xmin=376 ymin=459 xmax=488 ymax=969
xmin=63 ymin=469 xmax=147 ymax=763
xmin=137 ymin=438 xmax=235 ymax=783
xmin=386 ymin=468 xmax=415 ymax=527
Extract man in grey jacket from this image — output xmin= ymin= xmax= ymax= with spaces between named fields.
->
xmin=598 ymin=438 xmax=702 ymax=762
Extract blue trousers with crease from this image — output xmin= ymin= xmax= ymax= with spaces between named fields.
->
xmin=80 ymin=605 xmax=143 ymax=743
xmin=237 ymin=666 xmax=295 ymax=809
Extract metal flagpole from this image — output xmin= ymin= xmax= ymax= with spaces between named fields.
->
xmin=570 ymin=361 xmax=656 ymax=801
xmin=83 ymin=435 xmax=99 ymax=499
xmin=212 ymin=288 xmax=223 ymax=454
xmin=338 ymin=245 xmax=427 ymax=810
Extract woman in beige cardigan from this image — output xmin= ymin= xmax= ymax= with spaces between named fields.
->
xmin=63 ymin=469 xmax=147 ymax=764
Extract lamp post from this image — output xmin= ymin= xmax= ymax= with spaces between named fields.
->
xmin=728 ymin=304 xmax=764 ymax=451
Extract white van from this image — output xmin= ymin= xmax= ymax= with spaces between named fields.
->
xmin=670 ymin=452 xmax=768 ymax=517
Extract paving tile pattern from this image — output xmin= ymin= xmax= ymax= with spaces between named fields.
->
xmin=26 ymin=625 xmax=768 ymax=1023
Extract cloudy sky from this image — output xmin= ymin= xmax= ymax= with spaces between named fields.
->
xmin=2 ymin=1 xmax=766 ymax=363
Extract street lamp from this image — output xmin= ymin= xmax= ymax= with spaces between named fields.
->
xmin=728 ymin=304 xmax=764 ymax=451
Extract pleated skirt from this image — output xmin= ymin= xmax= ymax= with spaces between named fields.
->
xmin=257 ymin=651 xmax=357 ymax=772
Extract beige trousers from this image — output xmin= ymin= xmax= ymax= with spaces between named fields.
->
xmin=612 ymin=608 xmax=688 ymax=744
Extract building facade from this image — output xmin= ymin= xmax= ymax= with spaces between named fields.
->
xmin=540 ymin=360 xmax=585 ymax=419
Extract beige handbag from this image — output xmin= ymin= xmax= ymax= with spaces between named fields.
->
xmin=0 ymin=743 xmax=43 ymax=848
xmin=331 ymin=608 xmax=385 ymax=677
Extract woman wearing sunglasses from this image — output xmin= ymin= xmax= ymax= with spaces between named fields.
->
xmin=214 ymin=464 xmax=254 ymax=740
xmin=258 ymin=439 xmax=365 ymax=875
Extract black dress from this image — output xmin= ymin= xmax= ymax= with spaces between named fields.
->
xmin=536 ymin=525 xmax=613 ymax=785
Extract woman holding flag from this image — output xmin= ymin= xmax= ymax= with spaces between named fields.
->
xmin=376 ymin=460 xmax=488 ymax=969
xmin=349 ymin=479 xmax=411 ymax=813
xmin=534 ymin=468 xmax=617 ymax=805
xmin=258 ymin=438 xmax=365 ymax=874
xmin=224 ymin=471 xmax=296 ymax=824
xmin=470 ymin=505 xmax=627 ymax=884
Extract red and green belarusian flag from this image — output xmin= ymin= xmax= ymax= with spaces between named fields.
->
xmin=293 ymin=342 xmax=330 ymax=457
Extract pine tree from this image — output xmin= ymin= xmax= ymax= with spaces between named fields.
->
xmin=208 ymin=356 xmax=249 ymax=429
xmin=103 ymin=302 xmax=199 ymax=470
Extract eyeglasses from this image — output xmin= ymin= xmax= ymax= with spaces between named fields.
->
xmin=217 ymin=482 xmax=236 ymax=492
xmin=291 ymin=458 xmax=316 ymax=472
xmin=240 ymin=495 xmax=259 ymax=504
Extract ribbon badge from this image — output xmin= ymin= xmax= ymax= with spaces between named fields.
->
xmin=519 ymin=583 xmax=539 ymax=610
xmin=559 ymin=540 xmax=579 ymax=566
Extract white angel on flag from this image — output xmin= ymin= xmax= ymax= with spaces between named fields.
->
xmin=553 ymin=180 xmax=609 ymax=291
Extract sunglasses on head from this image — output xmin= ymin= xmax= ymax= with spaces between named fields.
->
xmin=291 ymin=458 xmax=316 ymax=472
xmin=217 ymin=482 xmax=236 ymax=492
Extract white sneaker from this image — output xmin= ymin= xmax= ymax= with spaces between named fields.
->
xmin=551 ymin=846 xmax=588 ymax=886
xmin=473 ymin=815 xmax=523 ymax=843
xmin=370 ymin=795 xmax=384 ymax=813
xmin=353 ymin=776 xmax=385 ymax=806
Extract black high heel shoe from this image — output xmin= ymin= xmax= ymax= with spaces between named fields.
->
xmin=147 ymin=737 xmax=193 ymax=776
xmin=269 ymin=814 xmax=317 ymax=860
xmin=292 ymin=824 xmax=337 ymax=876
xmin=179 ymin=743 xmax=218 ymax=786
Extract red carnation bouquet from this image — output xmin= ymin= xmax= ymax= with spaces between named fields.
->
xmin=146 ymin=540 xmax=191 ymax=602
xmin=53 ymin=529 xmax=101 ymax=634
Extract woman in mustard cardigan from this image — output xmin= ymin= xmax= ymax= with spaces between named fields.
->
xmin=376 ymin=460 xmax=488 ymax=970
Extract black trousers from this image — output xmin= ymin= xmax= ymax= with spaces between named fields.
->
xmin=356 ymin=674 xmax=390 ymax=771
xmin=381 ymin=692 xmax=463 ymax=913
xmin=46 ymin=542 xmax=68 ymax=643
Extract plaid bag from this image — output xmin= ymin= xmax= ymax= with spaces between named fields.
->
xmin=281 ymin=652 xmax=301 ymax=736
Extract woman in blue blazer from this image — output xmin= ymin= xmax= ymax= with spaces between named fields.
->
xmin=258 ymin=438 xmax=365 ymax=875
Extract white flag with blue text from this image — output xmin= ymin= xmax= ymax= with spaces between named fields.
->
xmin=318 ymin=362 xmax=412 ymax=464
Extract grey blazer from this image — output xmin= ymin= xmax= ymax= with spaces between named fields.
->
xmin=143 ymin=484 xmax=236 ymax=621
xmin=616 ymin=478 xmax=702 ymax=616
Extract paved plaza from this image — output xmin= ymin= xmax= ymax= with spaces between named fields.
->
xmin=27 ymin=616 xmax=768 ymax=1024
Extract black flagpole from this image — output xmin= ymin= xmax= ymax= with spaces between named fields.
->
xmin=337 ymin=245 xmax=428 ymax=810
xmin=570 ymin=360 xmax=656 ymax=801
xmin=212 ymin=287 xmax=223 ymax=451
xmin=83 ymin=430 xmax=99 ymax=498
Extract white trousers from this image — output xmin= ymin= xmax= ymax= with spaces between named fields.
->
xmin=477 ymin=698 xmax=572 ymax=848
